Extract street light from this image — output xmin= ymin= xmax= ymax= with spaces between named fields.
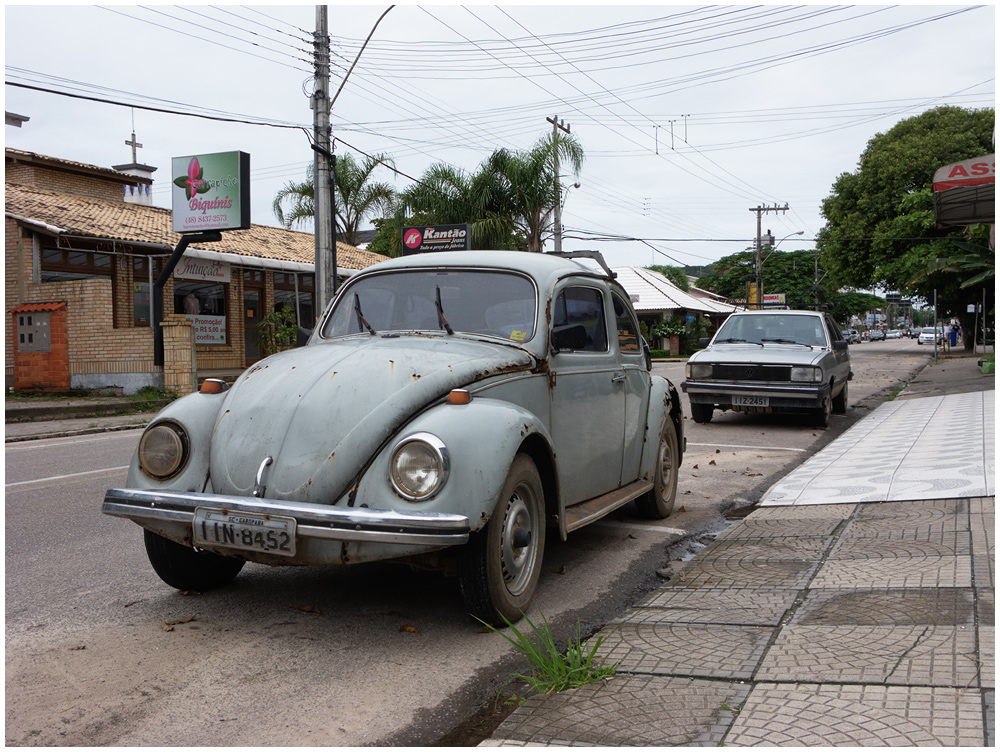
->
xmin=756 ymin=230 xmax=804 ymax=309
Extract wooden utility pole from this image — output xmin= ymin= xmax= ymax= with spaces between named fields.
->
xmin=547 ymin=115 xmax=570 ymax=252
xmin=749 ymin=203 xmax=789 ymax=309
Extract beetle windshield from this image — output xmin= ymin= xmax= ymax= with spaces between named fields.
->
xmin=323 ymin=269 xmax=537 ymax=342
xmin=716 ymin=313 xmax=828 ymax=347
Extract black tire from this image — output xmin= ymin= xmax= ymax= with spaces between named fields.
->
xmin=635 ymin=419 xmax=679 ymax=519
xmin=690 ymin=402 xmax=714 ymax=424
xmin=458 ymin=455 xmax=545 ymax=626
xmin=813 ymin=390 xmax=832 ymax=428
xmin=832 ymin=380 xmax=848 ymax=414
xmin=143 ymin=529 xmax=245 ymax=591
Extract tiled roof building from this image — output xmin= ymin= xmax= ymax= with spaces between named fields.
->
xmin=5 ymin=148 xmax=386 ymax=394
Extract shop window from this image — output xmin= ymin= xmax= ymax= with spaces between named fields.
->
xmin=41 ymin=247 xmax=114 ymax=283
xmin=132 ymin=256 xmax=160 ymax=326
xmin=174 ymin=281 xmax=228 ymax=344
xmin=274 ymin=272 xmax=316 ymax=327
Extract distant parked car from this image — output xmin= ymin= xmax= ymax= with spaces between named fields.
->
xmin=909 ymin=329 xmax=920 ymax=339
xmin=887 ymin=330 xmax=902 ymax=339
xmin=918 ymin=327 xmax=943 ymax=345
xmin=870 ymin=329 xmax=886 ymax=341
xmin=681 ymin=309 xmax=852 ymax=428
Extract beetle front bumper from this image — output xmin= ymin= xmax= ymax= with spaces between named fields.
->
xmin=103 ymin=488 xmax=471 ymax=565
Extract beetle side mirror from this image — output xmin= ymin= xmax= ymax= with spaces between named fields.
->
xmin=642 ymin=337 xmax=652 ymax=371
xmin=833 ymin=339 xmax=848 ymax=352
xmin=297 ymin=327 xmax=313 ymax=347
xmin=698 ymin=337 xmax=711 ymax=347
xmin=551 ymin=324 xmax=588 ymax=353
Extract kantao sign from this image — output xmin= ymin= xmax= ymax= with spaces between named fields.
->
xmin=171 ymin=151 xmax=251 ymax=233
xmin=401 ymin=224 xmax=471 ymax=254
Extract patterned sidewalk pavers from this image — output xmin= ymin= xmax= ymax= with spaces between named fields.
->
xmin=479 ymin=676 xmax=751 ymax=746
xmin=762 ymin=391 xmax=994 ymax=506
xmin=726 ymin=684 xmax=985 ymax=746
xmin=486 ymin=391 xmax=993 ymax=747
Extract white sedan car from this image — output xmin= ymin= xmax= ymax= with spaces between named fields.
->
xmin=918 ymin=327 xmax=943 ymax=345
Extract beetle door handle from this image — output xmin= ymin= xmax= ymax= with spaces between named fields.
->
xmin=611 ymin=373 xmax=626 ymax=383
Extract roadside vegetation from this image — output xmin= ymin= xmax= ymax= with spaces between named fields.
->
xmin=477 ymin=611 xmax=616 ymax=694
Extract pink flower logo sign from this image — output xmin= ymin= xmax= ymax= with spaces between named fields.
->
xmin=173 ymin=157 xmax=211 ymax=200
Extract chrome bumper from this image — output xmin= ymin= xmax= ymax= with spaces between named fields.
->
xmin=681 ymin=380 xmax=829 ymax=406
xmin=103 ymin=488 xmax=471 ymax=547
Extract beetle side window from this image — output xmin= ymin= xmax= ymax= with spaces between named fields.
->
xmin=612 ymin=294 xmax=640 ymax=353
xmin=552 ymin=287 xmax=607 ymax=352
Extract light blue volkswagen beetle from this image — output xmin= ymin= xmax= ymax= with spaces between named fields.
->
xmin=104 ymin=250 xmax=684 ymax=624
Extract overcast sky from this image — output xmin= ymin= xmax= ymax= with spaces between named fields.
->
xmin=5 ymin=3 xmax=995 ymax=270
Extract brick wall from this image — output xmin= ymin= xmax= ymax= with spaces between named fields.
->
xmin=8 ymin=162 xmax=127 ymax=201
xmin=11 ymin=304 xmax=70 ymax=392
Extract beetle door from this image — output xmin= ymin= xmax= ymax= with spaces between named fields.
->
xmin=612 ymin=293 xmax=651 ymax=484
xmin=547 ymin=284 xmax=627 ymax=505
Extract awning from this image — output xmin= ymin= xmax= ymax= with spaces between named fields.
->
xmin=932 ymin=153 xmax=994 ymax=227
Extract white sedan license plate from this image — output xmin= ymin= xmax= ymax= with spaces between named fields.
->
xmin=193 ymin=508 xmax=296 ymax=557
xmin=733 ymin=395 xmax=769 ymax=407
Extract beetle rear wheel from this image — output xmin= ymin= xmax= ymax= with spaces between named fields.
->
xmin=635 ymin=419 xmax=679 ymax=519
xmin=458 ymin=454 xmax=545 ymax=626
xmin=144 ymin=529 xmax=245 ymax=591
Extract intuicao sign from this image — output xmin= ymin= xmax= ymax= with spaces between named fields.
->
xmin=401 ymin=224 xmax=471 ymax=255
xmin=171 ymin=151 xmax=251 ymax=233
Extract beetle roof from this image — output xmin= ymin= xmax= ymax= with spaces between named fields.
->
xmin=363 ymin=250 xmax=613 ymax=287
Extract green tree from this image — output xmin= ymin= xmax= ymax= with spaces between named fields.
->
xmin=695 ymin=249 xmax=885 ymax=324
xmin=367 ymin=133 xmax=583 ymax=255
xmin=484 ymin=132 xmax=585 ymax=252
xmin=272 ymin=153 xmax=396 ymax=246
xmin=645 ymin=265 xmax=690 ymax=291
xmin=816 ymin=106 xmax=993 ymax=343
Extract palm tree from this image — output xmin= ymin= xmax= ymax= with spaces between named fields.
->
xmin=272 ymin=153 xmax=396 ymax=247
xmin=486 ymin=132 xmax=584 ymax=252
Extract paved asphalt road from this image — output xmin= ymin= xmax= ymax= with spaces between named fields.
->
xmin=5 ymin=338 xmax=942 ymax=745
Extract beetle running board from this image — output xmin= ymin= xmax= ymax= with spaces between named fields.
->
xmin=563 ymin=480 xmax=654 ymax=532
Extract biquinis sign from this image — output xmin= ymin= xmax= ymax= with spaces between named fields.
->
xmin=171 ymin=151 xmax=251 ymax=233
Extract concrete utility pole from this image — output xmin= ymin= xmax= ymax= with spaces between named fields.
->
xmin=547 ymin=115 xmax=570 ymax=253
xmin=312 ymin=6 xmax=335 ymax=318
xmin=749 ymin=203 xmax=789 ymax=309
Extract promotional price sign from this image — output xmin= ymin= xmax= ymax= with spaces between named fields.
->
xmin=171 ymin=151 xmax=251 ymax=233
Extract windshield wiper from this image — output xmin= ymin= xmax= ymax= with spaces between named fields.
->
xmin=716 ymin=338 xmax=763 ymax=346
xmin=435 ymin=286 xmax=454 ymax=335
xmin=761 ymin=338 xmax=814 ymax=348
xmin=354 ymin=294 xmax=376 ymax=335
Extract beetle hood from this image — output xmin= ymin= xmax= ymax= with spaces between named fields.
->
xmin=209 ymin=336 xmax=534 ymax=503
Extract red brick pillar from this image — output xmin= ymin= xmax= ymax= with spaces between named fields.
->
xmin=11 ymin=302 xmax=70 ymax=392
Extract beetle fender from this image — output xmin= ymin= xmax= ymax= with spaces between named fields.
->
xmin=638 ymin=375 xmax=683 ymax=482
xmin=125 ymin=390 xmax=229 ymax=493
xmin=348 ymin=397 xmax=556 ymax=532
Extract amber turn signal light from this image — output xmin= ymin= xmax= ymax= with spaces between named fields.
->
xmin=200 ymin=378 xmax=230 ymax=394
xmin=446 ymin=389 xmax=471 ymax=405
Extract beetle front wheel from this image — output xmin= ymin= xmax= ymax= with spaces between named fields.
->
xmin=144 ymin=529 xmax=244 ymax=591
xmin=458 ymin=454 xmax=545 ymax=626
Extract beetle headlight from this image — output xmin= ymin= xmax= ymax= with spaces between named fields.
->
xmin=390 ymin=432 xmax=449 ymax=501
xmin=790 ymin=366 xmax=822 ymax=383
xmin=137 ymin=421 xmax=189 ymax=479
xmin=687 ymin=362 xmax=713 ymax=379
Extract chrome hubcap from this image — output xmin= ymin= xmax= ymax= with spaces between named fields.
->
xmin=500 ymin=485 xmax=536 ymax=595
